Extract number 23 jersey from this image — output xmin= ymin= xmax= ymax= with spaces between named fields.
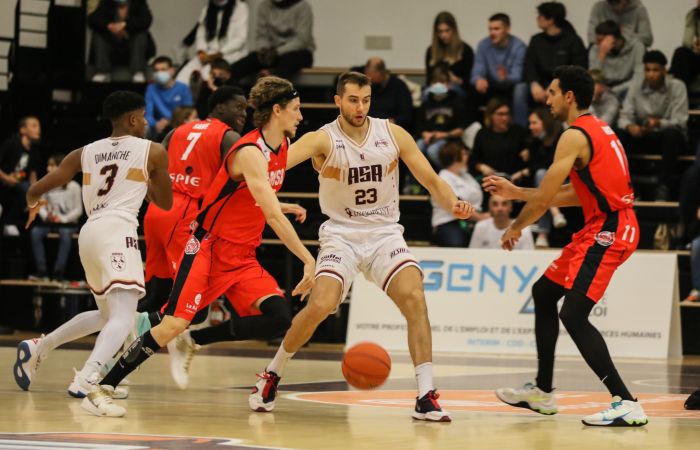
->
xmin=317 ymin=117 xmax=401 ymax=226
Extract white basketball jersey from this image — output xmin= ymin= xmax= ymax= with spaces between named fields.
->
xmin=317 ymin=117 xmax=400 ymax=226
xmin=80 ymin=135 xmax=150 ymax=221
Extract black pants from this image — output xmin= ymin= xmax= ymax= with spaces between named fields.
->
xmin=433 ymin=220 xmax=470 ymax=247
xmin=617 ymin=128 xmax=686 ymax=189
xmin=0 ymin=180 xmax=28 ymax=227
xmin=229 ymin=50 xmax=313 ymax=83
xmin=671 ymin=46 xmax=700 ymax=87
xmin=92 ymin=30 xmax=148 ymax=75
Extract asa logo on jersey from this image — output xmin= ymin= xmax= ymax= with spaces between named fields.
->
xmin=348 ymin=164 xmax=382 ymax=185
xmin=185 ymin=235 xmax=200 ymax=255
xmin=111 ymin=253 xmax=126 ymax=271
xmin=595 ymin=231 xmax=615 ymax=247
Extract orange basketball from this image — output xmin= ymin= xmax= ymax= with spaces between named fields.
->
xmin=341 ymin=342 xmax=391 ymax=390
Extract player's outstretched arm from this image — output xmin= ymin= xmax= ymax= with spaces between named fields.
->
xmin=26 ymin=148 xmax=83 ymax=228
xmin=233 ymin=147 xmax=315 ymax=298
xmin=392 ymin=123 xmax=474 ymax=219
xmin=147 ymin=143 xmax=173 ymax=211
xmin=482 ymin=176 xmax=581 ymax=207
xmin=286 ymin=130 xmax=329 ymax=171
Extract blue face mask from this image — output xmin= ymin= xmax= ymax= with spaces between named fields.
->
xmin=154 ymin=70 xmax=171 ymax=85
xmin=428 ymin=82 xmax=449 ymax=96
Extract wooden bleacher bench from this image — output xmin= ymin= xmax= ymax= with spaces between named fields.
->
xmin=0 ymin=278 xmax=91 ymax=295
xmin=628 ymin=154 xmax=695 ymax=161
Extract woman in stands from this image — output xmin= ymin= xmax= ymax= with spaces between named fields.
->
xmin=425 ymin=11 xmax=474 ymax=99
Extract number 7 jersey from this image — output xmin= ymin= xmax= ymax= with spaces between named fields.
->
xmin=317 ymin=117 xmax=401 ymax=226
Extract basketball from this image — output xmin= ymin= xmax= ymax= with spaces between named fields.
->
xmin=341 ymin=342 xmax=391 ymax=390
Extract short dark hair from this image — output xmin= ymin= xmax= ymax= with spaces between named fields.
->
xmin=552 ymin=65 xmax=594 ymax=109
xmin=102 ymin=90 xmax=146 ymax=121
xmin=438 ymin=140 xmax=469 ymax=168
xmin=537 ymin=2 xmax=567 ymax=28
xmin=594 ymin=20 xmax=621 ymax=38
xmin=208 ymin=85 xmax=246 ymax=115
xmin=18 ymin=115 xmax=38 ymax=130
xmin=643 ymin=50 xmax=668 ymax=66
xmin=336 ymin=71 xmax=371 ymax=96
xmin=210 ymin=57 xmax=231 ymax=72
xmin=489 ymin=13 xmax=510 ymax=27
xmin=152 ymin=55 xmax=173 ymax=68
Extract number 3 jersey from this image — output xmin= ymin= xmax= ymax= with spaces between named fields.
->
xmin=81 ymin=135 xmax=150 ymax=222
xmin=317 ymin=117 xmax=401 ymax=226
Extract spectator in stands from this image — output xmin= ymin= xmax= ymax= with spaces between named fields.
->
xmin=229 ymin=0 xmax=314 ymax=84
xmin=471 ymin=13 xmax=528 ymax=127
xmin=156 ymin=106 xmax=199 ymax=142
xmin=0 ymin=116 xmax=41 ymax=236
xmin=425 ymin=11 xmax=474 ymax=98
xmin=431 ymin=141 xmax=489 ymax=247
xmin=670 ymin=1 xmax=700 ymax=88
xmin=175 ymin=0 xmax=248 ymax=87
xmin=589 ymin=69 xmax=621 ymax=124
xmin=195 ymin=58 xmax=232 ymax=119
xmin=145 ymin=56 xmax=194 ymax=137
xmin=525 ymin=107 xmax=566 ymax=248
xmin=469 ymin=195 xmax=535 ymax=249
xmin=589 ymin=20 xmax=645 ymax=97
xmin=679 ymin=159 xmax=700 ymax=303
xmin=416 ymin=66 xmax=469 ymax=168
xmin=525 ymin=2 xmax=588 ymax=105
xmin=29 ymin=154 xmax=82 ymax=282
xmin=470 ymin=97 xmax=529 ymax=182
xmin=587 ymin=0 xmax=653 ymax=47
xmin=618 ymin=50 xmax=689 ymax=200
xmin=88 ymin=0 xmax=153 ymax=83
xmin=363 ymin=57 xmax=413 ymax=130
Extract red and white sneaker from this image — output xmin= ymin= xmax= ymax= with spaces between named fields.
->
xmin=248 ymin=370 xmax=281 ymax=412
xmin=412 ymin=390 xmax=451 ymax=422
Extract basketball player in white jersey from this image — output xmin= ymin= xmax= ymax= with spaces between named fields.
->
xmin=13 ymin=91 xmax=172 ymax=413
xmin=248 ymin=72 xmax=474 ymax=422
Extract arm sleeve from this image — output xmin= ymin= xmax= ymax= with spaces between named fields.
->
xmin=588 ymin=45 xmax=602 ymax=70
xmin=635 ymin=5 xmax=654 ymax=47
xmin=470 ymin=40 xmax=487 ymax=85
xmin=571 ymin=35 xmax=589 ymax=69
xmin=276 ymin=3 xmax=313 ymax=54
xmin=87 ymin=4 xmax=110 ymax=32
xmin=61 ymin=182 xmax=83 ymax=223
xmin=125 ymin=0 xmax=152 ymax=33
xmin=195 ymin=7 xmax=208 ymax=52
xmin=506 ymin=40 xmax=526 ymax=83
xmin=523 ymin=39 xmax=538 ymax=84
xmin=599 ymin=94 xmax=620 ymax=125
xmin=659 ymin=82 xmax=689 ymax=130
xmin=394 ymin=80 xmax=414 ymax=129
xmin=218 ymin=2 xmax=249 ymax=58
xmin=254 ymin=4 xmax=271 ymax=50
xmin=616 ymin=84 xmax=637 ymax=129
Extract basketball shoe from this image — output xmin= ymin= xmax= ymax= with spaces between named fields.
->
xmin=582 ymin=396 xmax=648 ymax=427
xmin=13 ymin=336 xmax=46 ymax=391
xmin=249 ymin=370 xmax=281 ymax=412
xmin=167 ymin=330 xmax=200 ymax=389
xmin=68 ymin=367 xmax=128 ymax=399
xmin=412 ymin=389 xmax=451 ymax=422
xmin=495 ymin=382 xmax=558 ymax=415
xmin=81 ymin=385 xmax=125 ymax=417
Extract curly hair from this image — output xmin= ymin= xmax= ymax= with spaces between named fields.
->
xmin=248 ymin=76 xmax=295 ymax=128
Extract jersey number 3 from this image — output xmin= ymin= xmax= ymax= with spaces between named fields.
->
xmin=97 ymin=164 xmax=118 ymax=196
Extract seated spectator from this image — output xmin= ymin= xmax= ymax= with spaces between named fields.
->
xmin=471 ymin=13 xmax=528 ymax=127
xmin=29 ymin=155 xmax=82 ymax=281
xmin=88 ymin=0 xmax=153 ymax=83
xmin=146 ymin=56 xmax=194 ymax=137
xmin=587 ymin=0 xmax=653 ymax=47
xmin=589 ymin=69 xmax=620 ymax=124
xmin=416 ymin=66 xmax=468 ymax=168
xmin=175 ymin=0 xmax=248 ymax=87
xmin=589 ymin=20 xmax=644 ymax=97
xmin=617 ymin=50 xmax=689 ymax=200
xmin=195 ymin=58 xmax=232 ymax=119
xmin=156 ymin=106 xmax=199 ymax=142
xmin=470 ymin=98 xmax=529 ymax=182
xmin=431 ymin=141 xmax=489 ymax=247
xmin=525 ymin=107 xmax=566 ymax=247
xmin=363 ymin=58 xmax=413 ymax=130
xmin=425 ymin=11 xmax=474 ymax=99
xmin=678 ymin=154 xmax=700 ymax=302
xmin=229 ymin=0 xmax=314 ymax=84
xmin=469 ymin=195 xmax=534 ymax=249
xmin=0 ymin=116 xmax=42 ymax=236
xmin=670 ymin=2 xmax=700 ymax=88
xmin=525 ymin=2 xmax=587 ymax=105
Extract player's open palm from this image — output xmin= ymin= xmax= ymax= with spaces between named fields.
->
xmin=292 ymin=261 xmax=315 ymax=301
xmin=482 ymin=175 xmax=518 ymax=200
xmin=452 ymin=200 xmax=474 ymax=220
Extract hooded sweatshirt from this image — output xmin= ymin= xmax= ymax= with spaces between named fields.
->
xmin=255 ymin=0 xmax=315 ymax=55
xmin=587 ymin=0 xmax=653 ymax=47
xmin=589 ymin=34 xmax=645 ymax=91
xmin=524 ymin=23 xmax=588 ymax=86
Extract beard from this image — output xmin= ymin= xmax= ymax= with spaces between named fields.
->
xmin=340 ymin=109 xmax=366 ymax=128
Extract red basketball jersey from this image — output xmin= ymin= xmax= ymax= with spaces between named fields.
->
xmin=196 ymin=128 xmax=288 ymax=246
xmin=167 ymin=118 xmax=231 ymax=199
xmin=568 ymin=114 xmax=635 ymax=224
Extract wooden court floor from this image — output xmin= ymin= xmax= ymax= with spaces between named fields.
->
xmin=1 ymin=338 xmax=699 ymax=450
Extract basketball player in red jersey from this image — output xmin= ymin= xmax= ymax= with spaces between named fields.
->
xmin=82 ymin=77 xmax=315 ymax=417
xmin=484 ymin=66 xmax=648 ymax=427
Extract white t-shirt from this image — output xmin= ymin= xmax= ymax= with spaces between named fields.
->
xmin=431 ymin=169 xmax=483 ymax=228
xmin=468 ymin=218 xmax=535 ymax=250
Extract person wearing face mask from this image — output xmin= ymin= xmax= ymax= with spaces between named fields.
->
xmin=88 ymin=0 xmax=154 ymax=83
xmin=415 ymin=66 xmax=469 ymax=169
xmin=195 ymin=58 xmax=232 ymax=119
xmin=145 ymin=56 xmax=194 ymax=138
xmin=175 ymin=0 xmax=248 ymax=87
xmin=588 ymin=20 xmax=644 ymax=98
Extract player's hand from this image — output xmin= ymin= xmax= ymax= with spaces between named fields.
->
xmin=25 ymin=199 xmax=47 ymax=229
xmin=531 ymin=82 xmax=546 ymax=103
xmin=475 ymin=78 xmax=489 ymax=94
xmin=452 ymin=200 xmax=474 ymax=219
xmin=500 ymin=226 xmax=521 ymax=251
xmin=282 ymin=203 xmax=307 ymax=223
xmin=482 ymin=175 xmax=519 ymax=199
xmin=292 ymin=260 xmax=315 ymax=301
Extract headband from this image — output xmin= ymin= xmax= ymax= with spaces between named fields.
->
xmin=258 ymin=89 xmax=299 ymax=109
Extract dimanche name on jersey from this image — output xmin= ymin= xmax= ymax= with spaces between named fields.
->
xmin=94 ymin=150 xmax=131 ymax=164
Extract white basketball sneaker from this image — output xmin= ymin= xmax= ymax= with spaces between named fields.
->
xmin=495 ymin=382 xmax=558 ymax=415
xmin=249 ymin=370 xmax=281 ymax=412
xmin=167 ymin=330 xmax=199 ymax=389
xmin=13 ymin=336 xmax=46 ymax=391
xmin=68 ymin=368 xmax=128 ymax=399
xmin=582 ymin=396 xmax=649 ymax=427
xmin=81 ymin=385 xmax=125 ymax=417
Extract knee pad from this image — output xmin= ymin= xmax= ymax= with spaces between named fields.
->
xmin=260 ymin=296 xmax=292 ymax=335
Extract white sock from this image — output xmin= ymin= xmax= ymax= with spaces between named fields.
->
xmin=415 ymin=362 xmax=434 ymax=398
xmin=82 ymin=288 xmax=138 ymax=373
xmin=267 ymin=341 xmax=295 ymax=376
xmin=38 ymin=310 xmax=108 ymax=357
